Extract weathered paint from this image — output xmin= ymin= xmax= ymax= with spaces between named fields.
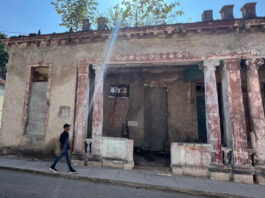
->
xmin=91 ymin=66 xmax=104 ymax=156
xmin=246 ymin=58 xmax=265 ymax=166
xmin=223 ymin=59 xmax=249 ymax=167
xmin=103 ymin=71 xmax=200 ymax=147
xmin=1 ymin=13 xmax=265 ymax=176
xmin=101 ymin=137 xmax=133 ymax=162
xmin=26 ymin=82 xmax=48 ymax=136
xmin=203 ymin=60 xmax=223 ymax=165
xmin=171 ymin=143 xmax=211 ymax=167
xmin=22 ymin=63 xmax=52 ymax=135
xmin=73 ymin=58 xmax=90 ymax=155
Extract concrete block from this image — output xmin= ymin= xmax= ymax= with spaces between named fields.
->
xmin=71 ymin=159 xmax=84 ymax=166
xmin=171 ymin=165 xmax=208 ymax=177
xmin=86 ymin=160 xmax=102 ymax=168
xmin=171 ymin=143 xmax=211 ymax=167
xmin=256 ymin=175 xmax=265 ymax=185
xmin=255 ymin=168 xmax=265 ymax=185
xmin=124 ymin=162 xmax=134 ymax=170
xmin=171 ymin=166 xmax=183 ymax=175
xmin=182 ymin=166 xmax=208 ymax=177
xmin=102 ymin=159 xmax=124 ymax=169
xmin=210 ymin=172 xmax=231 ymax=181
xmin=233 ymin=174 xmax=253 ymax=184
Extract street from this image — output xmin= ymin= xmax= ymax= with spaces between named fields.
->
xmin=0 ymin=169 xmax=205 ymax=198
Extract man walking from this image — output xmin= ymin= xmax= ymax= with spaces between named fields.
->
xmin=49 ymin=124 xmax=77 ymax=174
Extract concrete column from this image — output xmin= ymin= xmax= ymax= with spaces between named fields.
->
xmin=246 ymin=58 xmax=265 ymax=166
xmin=203 ymin=60 xmax=223 ymax=165
xmin=221 ymin=59 xmax=254 ymax=184
xmin=73 ymin=61 xmax=90 ymax=157
xmin=222 ymin=59 xmax=249 ymax=167
xmin=91 ymin=65 xmax=104 ymax=157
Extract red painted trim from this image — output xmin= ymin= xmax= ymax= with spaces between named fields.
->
xmin=22 ymin=62 xmax=52 ymax=135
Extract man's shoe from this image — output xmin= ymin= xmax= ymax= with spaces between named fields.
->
xmin=69 ymin=169 xmax=77 ymax=174
xmin=49 ymin=166 xmax=58 ymax=173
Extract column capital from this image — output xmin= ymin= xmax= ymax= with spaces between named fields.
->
xmin=92 ymin=64 xmax=102 ymax=70
xmin=224 ymin=59 xmax=241 ymax=70
xmin=78 ymin=65 xmax=89 ymax=75
xmin=246 ymin=58 xmax=264 ymax=70
xmin=201 ymin=59 xmax=220 ymax=71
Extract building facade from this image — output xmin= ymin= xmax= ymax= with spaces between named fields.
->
xmin=1 ymin=3 xmax=265 ymax=184
xmin=0 ymin=78 xmax=5 ymax=127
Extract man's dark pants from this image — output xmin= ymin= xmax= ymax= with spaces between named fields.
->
xmin=51 ymin=149 xmax=73 ymax=171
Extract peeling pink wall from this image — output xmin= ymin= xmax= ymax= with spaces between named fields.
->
xmin=91 ymin=66 xmax=104 ymax=156
xmin=203 ymin=60 xmax=223 ymax=165
xmin=171 ymin=143 xmax=211 ymax=167
xmin=246 ymin=58 xmax=265 ymax=166
xmin=224 ymin=59 xmax=249 ymax=166
xmin=22 ymin=63 xmax=52 ymax=135
xmin=73 ymin=58 xmax=90 ymax=155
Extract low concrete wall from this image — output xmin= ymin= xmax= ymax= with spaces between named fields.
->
xmin=100 ymin=137 xmax=134 ymax=169
xmin=171 ymin=142 xmax=211 ymax=177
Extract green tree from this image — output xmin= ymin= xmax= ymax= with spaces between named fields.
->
xmin=51 ymin=0 xmax=98 ymax=31
xmin=0 ymin=33 xmax=9 ymax=80
xmin=106 ymin=0 xmax=184 ymax=28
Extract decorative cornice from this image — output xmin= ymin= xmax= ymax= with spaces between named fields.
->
xmin=110 ymin=51 xmax=199 ymax=64
xmin=77 ymin=51 xmax=259 ymax=67
xmin=205 ymin=51 xmax=258 ymax=60
xmin=2 ymin=17 xmax=265 ymax=49
xmin=245 ymin=58 xmax=265 ymax=70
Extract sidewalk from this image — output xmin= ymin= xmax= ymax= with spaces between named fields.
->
xmin=0 ymin=156 xmax=264 ymax=198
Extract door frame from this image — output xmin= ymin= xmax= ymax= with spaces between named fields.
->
xmin=143 ymin=83 xmax=169 ymax=151
xmin=22 ymin=63 xmax=53 ymax=135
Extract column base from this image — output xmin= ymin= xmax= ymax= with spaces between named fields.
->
xmin=102 ymin=159 xmax=134 ymax=170
xmin=232 ymin=166 xmax=254 ymax=184
xmin=255 ymin=167 xmax=265 ymax=185
xmin=85 ymin=155 xmax=102 ymax=167
xmin=171 ymin=165 xmax=208 ymax=177
xmin=71 ymin=152 xmax=85 ymax=166
xmin=208 ymin=164 xmax=232 ymax=181
xmin=85 ymin=154 xmax=134 ymax=170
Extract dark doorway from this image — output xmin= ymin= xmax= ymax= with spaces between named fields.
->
xmin=197 ymin=96 xmax=207 ymax=142
xmin=87 ymin=66 xmax=95 ymax=139
xmin=135 ymin=85 xmax=169 ymax=169
xmin=144 ymin=86 xmax=168 ymax=151
xmin=196 ymin=83 xmax=224 ymax=144
xmin=196 ymin=84 xmax=207 ymax=142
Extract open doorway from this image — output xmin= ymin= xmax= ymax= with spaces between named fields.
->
xmin=134 ymin=84 xmax=170 ymax=168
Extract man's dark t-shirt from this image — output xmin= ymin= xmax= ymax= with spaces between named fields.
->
xmin=59 ymin=131 xmax=70 ymax=151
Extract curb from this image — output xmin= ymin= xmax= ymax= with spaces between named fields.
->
xmin=0 ymin=166 xmax=254 ymax=198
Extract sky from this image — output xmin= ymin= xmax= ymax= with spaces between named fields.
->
xmin=0 ymin=0 xmax=264 ymax=37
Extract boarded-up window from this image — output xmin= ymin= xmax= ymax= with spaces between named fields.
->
xmin=59 ymin=106 xmax=70 ymax=117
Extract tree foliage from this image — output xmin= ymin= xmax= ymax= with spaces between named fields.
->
xmin=106 ymin=0 xmax=184 ymax=28
xmin=51 ymin=0 xmax=184 ymax=30
xmin=51 ymin=0 xmax=98 ymax=31
xmin=0 ymin=33 xmax=8 ymax=80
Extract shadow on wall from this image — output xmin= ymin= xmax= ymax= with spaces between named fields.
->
xmin=45 ymin=136 xmax=60 ymax=156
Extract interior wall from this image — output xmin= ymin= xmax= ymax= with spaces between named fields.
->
xmin=103 ymin=68 xmax=199 ymax=149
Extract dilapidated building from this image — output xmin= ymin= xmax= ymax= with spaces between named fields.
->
xmin=1 ymin=2 xmax=265 ymax=185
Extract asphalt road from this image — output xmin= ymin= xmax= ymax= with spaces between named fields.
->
xmin=0 ymin=169 xmax=206 ymax=198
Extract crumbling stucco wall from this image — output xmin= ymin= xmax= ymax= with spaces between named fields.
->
xmin=1 ymin=27 xmax=265 ymax=154
xmin=103 ymin=70 xmax=199 ymax=148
